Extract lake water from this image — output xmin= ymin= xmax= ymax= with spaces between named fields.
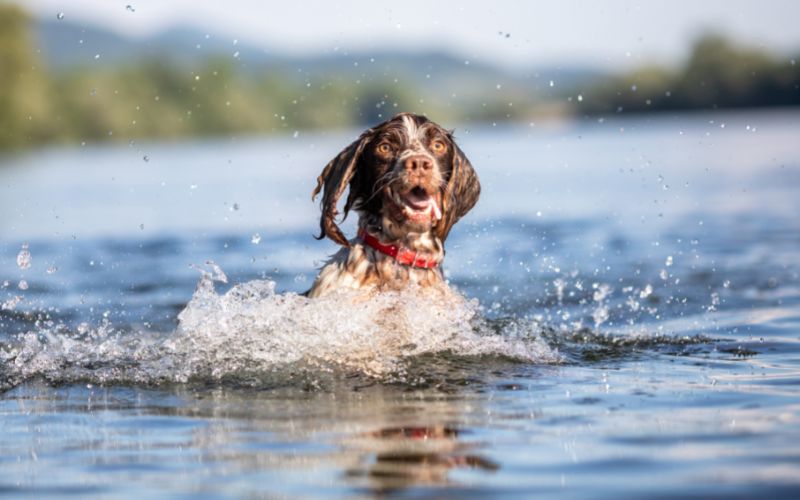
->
xmin=1 ymin=110 xmax=799 ymax=497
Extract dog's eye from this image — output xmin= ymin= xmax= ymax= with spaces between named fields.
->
xmin=431 ymin=140 xmax=447 ymax=153
xmin=377 ymin=143 xmax=393 ymax=155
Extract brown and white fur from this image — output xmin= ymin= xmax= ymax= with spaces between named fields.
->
xmin=307 ymin=112 xmax=480 ymax=298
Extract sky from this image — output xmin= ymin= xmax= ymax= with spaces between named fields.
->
xmin=16 ymin=0 xmax=800 ymax=69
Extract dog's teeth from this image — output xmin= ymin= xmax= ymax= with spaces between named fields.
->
xmin=431 ymin=200 xmax=442 ymax=220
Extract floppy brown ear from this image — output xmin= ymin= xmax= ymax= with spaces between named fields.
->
xmin=311 ymin=129 xmax=374 ymax=246
xmin=435 ymin=143 xmax=481 ymax=241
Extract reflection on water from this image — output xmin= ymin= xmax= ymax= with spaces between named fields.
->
xmin=5 ymin=352 xmax=800 ymax=497
xmin=1 ymin=383 xmax=505 ymax=495
xmin=349 ymin=426 xmax=499 ymax=493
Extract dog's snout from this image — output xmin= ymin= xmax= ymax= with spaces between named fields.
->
xmin=404 ymin=156 xmax=433 ymax=173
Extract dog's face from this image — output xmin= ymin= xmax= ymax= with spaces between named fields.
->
xmin=312 ymin=113 xmax=480 ymax=246
xmin=358 ymin=114 xmax=449 ymax=230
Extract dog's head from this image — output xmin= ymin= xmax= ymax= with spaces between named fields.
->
xmin=312 ymin=113 xmax=480 ymax=246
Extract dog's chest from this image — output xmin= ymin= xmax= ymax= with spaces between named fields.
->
xmin=307 ymin=244 xmax=444 ymax=298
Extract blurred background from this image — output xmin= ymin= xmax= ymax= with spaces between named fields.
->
xmin=1 ymin=0 xmax=798 ymax=151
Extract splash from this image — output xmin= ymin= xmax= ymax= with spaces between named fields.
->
xmin=0 ymin=269 xmax=559 ymax=390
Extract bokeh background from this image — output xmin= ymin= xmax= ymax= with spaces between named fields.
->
xmin=2 ymin=0 xmax=798 ymax=151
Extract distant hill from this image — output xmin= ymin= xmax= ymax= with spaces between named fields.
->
xmin=33 ymin=18 xmax=607 ymax=93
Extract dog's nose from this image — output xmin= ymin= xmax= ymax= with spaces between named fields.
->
xmin=404 ymin=156 xmax=433 ymax=173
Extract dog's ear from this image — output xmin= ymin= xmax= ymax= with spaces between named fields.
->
xmin=312 ymin=129 xmax=374 ymax=246
xmin=435 ymin=142 xmax=480 ymax=242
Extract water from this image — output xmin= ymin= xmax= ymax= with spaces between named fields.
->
xmin=1 ymin=110 xmax=799 ymax=497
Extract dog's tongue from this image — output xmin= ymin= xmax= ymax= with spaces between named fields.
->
xmin=404 ymin=190 xmax=442 ymax=221
xmin=405 ymin=189 xmax=431 ymax=210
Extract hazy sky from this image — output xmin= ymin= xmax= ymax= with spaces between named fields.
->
xmin=20 ymin=0 xmax=800 ymax=68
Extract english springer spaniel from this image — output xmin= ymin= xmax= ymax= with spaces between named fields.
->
xmin=307 ymin=113 xmax=480 ymax=298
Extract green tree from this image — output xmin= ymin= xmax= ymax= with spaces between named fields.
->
xmin=0 ymin=4 xmax=54 ymax=149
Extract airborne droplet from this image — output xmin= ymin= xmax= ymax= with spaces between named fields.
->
xmin=16 ymin=243 xmax=31 ymax=269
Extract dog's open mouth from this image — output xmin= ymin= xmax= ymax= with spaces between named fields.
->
xmin=401 ymin=186 xmax=442 ymax=221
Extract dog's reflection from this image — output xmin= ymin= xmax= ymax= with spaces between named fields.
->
xmin=346 ymin=425 xmax=498 ymax=492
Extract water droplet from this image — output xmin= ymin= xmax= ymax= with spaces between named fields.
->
xmin=94 ymin=54 xmax=100 ymax=60
xmin=496 ymin=84 xmax=502 ymax=90
xmin=1 ymin=296 xmax=22 ymax=311
xmin=549 ymin=80 xmax=555 ymax=87
xmin=723 ymin=280 xmax=731 ymax=288
xmin=293 ymin=130 xmax=299 ymax=139
xmin=659 ymin=269 xmax=668 ymax=280
xmin=233 ymin=51 xmax=240 ymax=58
xmin=18 ymin=280 xmax=29 ymax=291
xmin=577 ymin=94 xmax=583 ymax=102
xmin=205 ymin=261 xmax=228 ymax=283
xmin=665 ymin=256 xmax=673 ymax=267
xmin=139 ymin=223 xmax=145 ymax=230
xmin=143 ymin=155 xmax=149 ymax=162
xmin=190 ymin=184 xmax=198 ymax=190
xmin=251 ymin=233 xmax=262 ymax=244
xmin=16 ymin=243 xmax=31 ymax=269
xmin=126 ymin=4 xmax=135 ymax=12
xmin=46 ymin=266 xmax=58 ymax=274
xmin=232 ymin=203 xmax=240 ymax=211
xmin=57 ymin=12 xmax=65 ymax=20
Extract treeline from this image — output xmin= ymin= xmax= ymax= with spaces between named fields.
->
xmin=1 ymin=4 xmax=799 ymax=151
xmin=0 ymin=5 xmax=441 ymax=151
xmin=578 ymin=35 xmax=800 ymax=114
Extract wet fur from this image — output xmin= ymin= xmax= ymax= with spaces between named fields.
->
xmin=308 ymin=113 xmax=480 ymax=298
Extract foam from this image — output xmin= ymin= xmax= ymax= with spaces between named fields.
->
xmin=1 ymin=270 xmax=559 ymax=390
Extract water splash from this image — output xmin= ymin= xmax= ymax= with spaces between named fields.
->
xmin=175 ymin=276 xmax=558 ymax=378
xmin=0 ymin=272 xmax=559 ymax=391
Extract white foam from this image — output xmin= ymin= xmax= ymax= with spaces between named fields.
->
xmin=1 ymin=272 xmax=559 ymax=389
xmin=170 ymin=275 xmax=559 ymax=378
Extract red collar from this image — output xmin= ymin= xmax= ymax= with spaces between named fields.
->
xmin=357 ymin=228 xmax=440 ymax=269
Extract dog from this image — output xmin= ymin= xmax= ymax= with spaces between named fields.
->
xmin=307 ymin=112 xmax=480 ymax=298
